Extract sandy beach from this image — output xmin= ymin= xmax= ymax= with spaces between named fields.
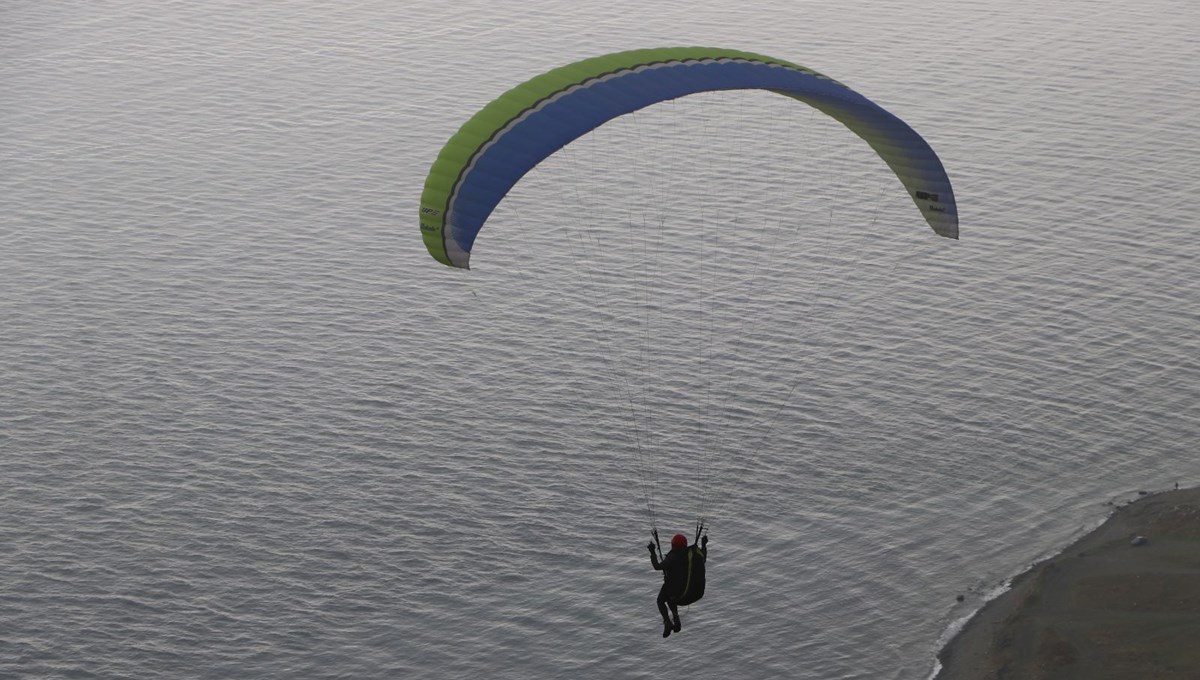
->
xmin=934 ymin=488 xmax=1200 ymax=679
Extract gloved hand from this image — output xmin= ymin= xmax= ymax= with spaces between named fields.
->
xmin=647 ymin=542 xmax=656 ymax=552
xmin=701 ymin=535 xmax=709 ymax=547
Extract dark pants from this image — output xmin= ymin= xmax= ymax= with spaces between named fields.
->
xmin=656 ymin=583 xmax=679 ymax=623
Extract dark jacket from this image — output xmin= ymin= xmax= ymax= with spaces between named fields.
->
xmin=651 ymin=544 xmax=707 ymax=602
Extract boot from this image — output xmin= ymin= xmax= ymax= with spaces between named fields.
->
xmin=662 ymin=619 xmax=673 ymax=638
xmin=672 ymin=613 xmax=682 ymax=633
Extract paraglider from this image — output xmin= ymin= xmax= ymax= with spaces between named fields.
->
xmin=648 ymin=531 xmax=709 ymax=638
xmin=418 ymin=47 xmax=958 ymax=632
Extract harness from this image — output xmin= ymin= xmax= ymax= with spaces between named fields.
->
xmin=674 ymin=546 xmax=706 ymax=606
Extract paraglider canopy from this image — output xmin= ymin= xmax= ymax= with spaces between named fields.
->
xmin=419 ymin=46 xmax=958 ymax=269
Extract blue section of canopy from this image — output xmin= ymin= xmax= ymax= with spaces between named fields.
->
xmin=447 ymin=58 xmax=955 ymax=258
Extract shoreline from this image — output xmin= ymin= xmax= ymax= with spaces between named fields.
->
xmin=932 ymin=487 xmax=1200 ymax=680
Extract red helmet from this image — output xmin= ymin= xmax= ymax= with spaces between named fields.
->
xmin=671 ymin=533 xmax=688 ymax=550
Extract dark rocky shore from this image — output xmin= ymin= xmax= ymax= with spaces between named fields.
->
xmin=934 ymin=488 xmax=1200 ymax=680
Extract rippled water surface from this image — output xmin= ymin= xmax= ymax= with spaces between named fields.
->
xmin=3 ymin=1 xmax=1199 ymax=678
